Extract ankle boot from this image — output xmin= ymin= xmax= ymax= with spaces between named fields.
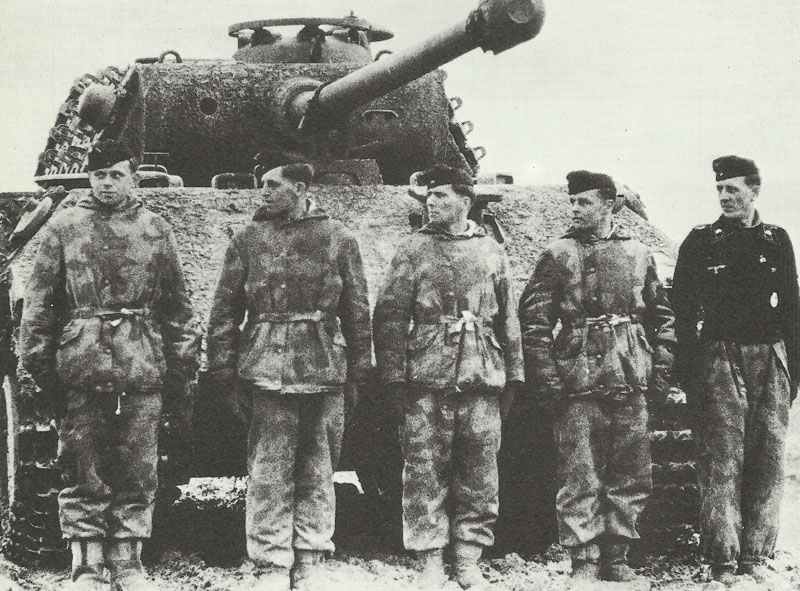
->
xmin=452 ymin=542 xmax=489 ymax=590
xmin=106 ymin=539 xmax=155 ymax=591
xmin=68 ymin=539 xmax=108 ymax=591
xmin=708 ymin=563 xmax=737 ymax=587
xmin=290 ymin=550 xmax=325 ymax=590
xmin=602 ymin=539 xmax=647 ymax=583
xmin=568 ymin=542 xmax=600 ymax=590
xmin=416 ymin=549 xmax=447 ymax=589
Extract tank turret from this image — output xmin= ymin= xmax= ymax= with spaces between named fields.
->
xmin=35 ymin=0 xmax=545 ymax=188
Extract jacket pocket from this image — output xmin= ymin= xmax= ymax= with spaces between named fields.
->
xmin=406 ymin=324 xmax=452 ymax=385
xmin=58 ymin=322 xmax=83 ymax=348
xmin=552 ymin=327 xmax=589 ymax=392
xmin=406 ymin=323 xmax=440 ymax=353
xmin=55 ymin=322 xmax=88 ymax=384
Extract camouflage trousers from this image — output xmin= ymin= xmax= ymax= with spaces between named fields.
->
xmin=57 ymin=390 xmax=162 ymax=539
xmin=695 ymin=340 xmax=790 ymax=567
xmin=246 ymin=390 xmax=344 ymax=569
xmin=400 ymin=387 xmax=501 ymax=552
xmin=553 ymin=394 xmax=652 ymax=547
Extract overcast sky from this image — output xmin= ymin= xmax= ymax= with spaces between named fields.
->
xmin=1 ymin=0 xmax=799 ymax=243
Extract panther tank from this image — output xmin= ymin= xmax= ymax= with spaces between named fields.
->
xmin=0 ymin=0 xmax=696 ymax=569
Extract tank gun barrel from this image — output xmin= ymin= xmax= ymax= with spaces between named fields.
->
xmin=290 ymin=0 xmax=545 ymax=130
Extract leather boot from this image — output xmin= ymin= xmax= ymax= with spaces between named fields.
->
xmin=705 ymin=563 xmax=737 ymax=589
xmin=568 ymin=542 xmax=600 ymax=591
xmin=601 ymin=539 xmax=648 ymax=584
xmin=738 ymin=559 xmax=774 ymax=585
xmin=106 ymin=539 xmax=155 ymax=591
xmin=416 ymin=549 xmax=447 ymax=589
xmin=452 ymin=542 xmax=489 ymax=590
xmin=68 ymin=539 xmax=108 ymax=591
xmin=253 ymin=569 xmax=291 ymax=591
xmin=290 ymin=550 xmax=325 ymax=590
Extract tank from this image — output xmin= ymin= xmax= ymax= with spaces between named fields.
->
xmin=0 ymin=0 xmax=696 ymax=570
xmin=33 ymin=1 xmax=545 ymax=189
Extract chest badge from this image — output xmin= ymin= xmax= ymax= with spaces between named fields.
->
xmin=759 ymin=254 xmax=767 ymax=263
xmin=707 ymin=264 xmax=726 ymax=275
xmin=770 ymin=292 xmax=779 ymax=308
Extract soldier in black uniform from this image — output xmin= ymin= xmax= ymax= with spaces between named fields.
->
xmin=672 ymin=155 xmax=798 ymax=587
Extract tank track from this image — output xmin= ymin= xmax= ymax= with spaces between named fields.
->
xmin=2 ymin=425 xmax=68 ymax=568
xmin=643 ymin=393 xmax=698 ymax=549
xmin=35 ymin=67 xmax=125 ymax=185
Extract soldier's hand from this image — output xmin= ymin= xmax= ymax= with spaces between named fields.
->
xmin=651 ymin=364 xmax=672 ymax=397
xmin=385 ymin=382 xmax=406 ymax=423
xmin=33 ymin=379 xmax=64 ymax=422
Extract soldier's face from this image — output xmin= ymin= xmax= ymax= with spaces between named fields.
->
xmin=88 ymin=160 xmax=135 ymax=208
xmin=426 ymin=184 xmax=470 ymax=227
xmin=260 ymin=168 xmax=304 ymax=218
xmin=717 ymin=176 xmax=757 ymax=221
xmin=570 ymin=190 xmax=612 ymax=232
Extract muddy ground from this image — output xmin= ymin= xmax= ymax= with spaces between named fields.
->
xmin=0 ymin=401 xmax=797 ymax=590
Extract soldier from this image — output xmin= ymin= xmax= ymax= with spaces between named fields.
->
xmin=373 ymin=165 xmax=524 ymax=590
xmin=206 ymin=163 xmax=371 ymax=591
xmin=19 ymin=139 xmax=199 ymax=591
xmin=672 ymin=156 xmax=798 ymax=587
xmin=519 ymin=171 xmax=675 ymax=588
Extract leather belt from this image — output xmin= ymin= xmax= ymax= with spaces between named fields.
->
xmin=254 ymin=310 xmax=328 ymax=323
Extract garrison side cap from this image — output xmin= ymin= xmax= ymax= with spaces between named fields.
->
xmin=712 ymin=155 xmax=759 ymax=182
xmin=87 ymin=139 xmax=135 ymax=172
xmin=566 ymin=170 xmax=616 ymax=195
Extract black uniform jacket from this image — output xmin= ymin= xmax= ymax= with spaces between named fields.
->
xmin=672 ymin=212 xmax=800 ymax=399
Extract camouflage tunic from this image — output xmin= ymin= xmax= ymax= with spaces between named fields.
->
xmin=207 ymin=207 xmax=371 ymax=391
xmin=20 ymin=195 xmax=199 ymax=392
xmin=373 ymin=221 xmax=523 ymax=390
xmin=373 ymin=221 xmax=523 ymax=553
xmin=519 ymin=226 xmax=675 ymax=547
xmin=19 ymin=194 xmax=199 ymax=540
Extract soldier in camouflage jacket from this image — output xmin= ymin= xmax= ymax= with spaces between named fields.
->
xmin=374 ymin=165 xmax=523 ymax=590
xmin=207 ymin=163 xmax=371 ymax=591
xmin=519 ymin=171 xmax=675 ymax=587
xmin=19 ymin=141 xmax=199 ymax=591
